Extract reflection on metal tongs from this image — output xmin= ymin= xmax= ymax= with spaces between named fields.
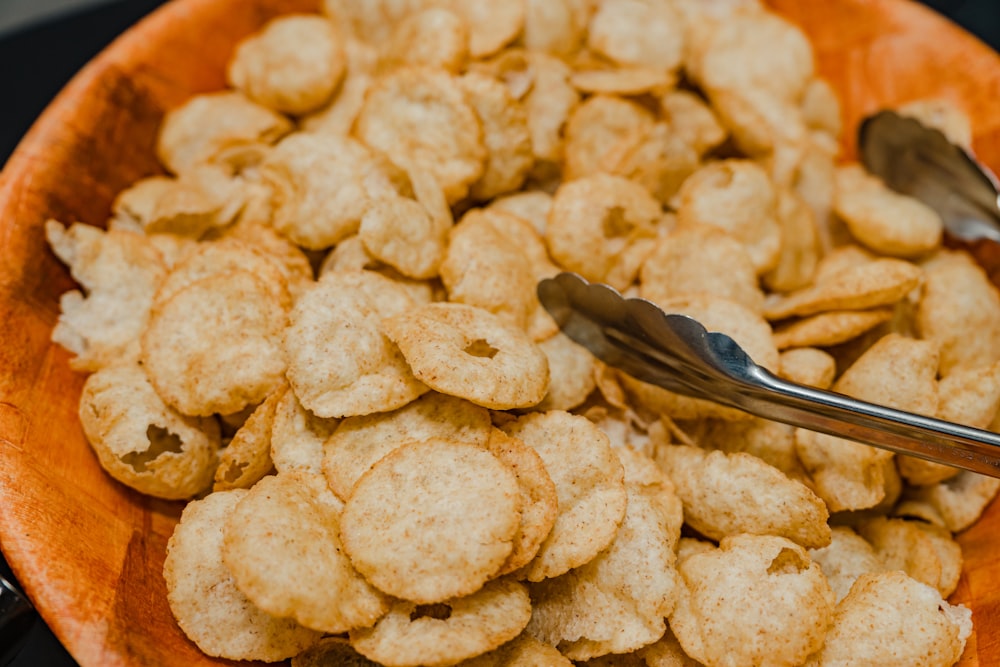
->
xmin=537 ymin=272 xmax=1000 ymax=478
xmin=859 ymin=109 xmax=1000 ymax=243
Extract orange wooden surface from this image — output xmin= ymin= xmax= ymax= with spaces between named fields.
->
xmin=0 ymin=0 xmax=999 ymax=665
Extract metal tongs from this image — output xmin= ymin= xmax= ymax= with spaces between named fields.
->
xmin=859 ymin=109 xmax=1000 ymax=243
xmin=537 ymin=272 xmax=1000 ymax=478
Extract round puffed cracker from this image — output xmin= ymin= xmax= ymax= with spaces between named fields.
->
xmin=772 ymin=307 xmax=895 ymax=350
xmin=499 ymin=411 xmax=627 ymax=581
xmin=353 ymin=66 xmax=486 ymax=203
xmin=857 ymin=516 xmax=962 ymax=599
xmin=545 ymin=173 xmax=662 ymax=290
xmin=917 ymin=249 xmax=1000 ymax=376
xmin=164 ymin=490 xmax=322 ymax=661
xmin=534 ymin=332 xmax=597 ymax=412
xmin=686 ymin=8 xmax=814 ymax=104
xmin=284 ymin=271 xmax=428 ymax=419
xmin=778 ymin=347 xmax=837 ymax=389
xmin=563 ymin=94 xmax=655 ymax=182
xmin=447 ymin=0 xmax=526 ymax=58
xmin=156 ymin=91 xmax=292 ymax=175
xmin=808 ymin=571 xmax=970 ymax=667
xmin=460 ymin=72 xmax=534 ymax=201
xmin=141 ymin=269 xmax=287 ymax=416
xmin=655 ymin=444 xmax=831 ymax=549
xmin=764 ymin=257 xmax=923 ymax=321
xmin=349 ymin=578 xmax=532 ymax=667
xmin=300 ymin=37 xmax=378 ymax=136
xmin=227 ymin=14 xmax=346 ymax=115
xmin=639 ymin=223 xmax=765 ymax=313
xmin=222 ymin=472 xmax=389 ymax=633
xmin=153 ymin=238 xmax=291 ymax=309
xmin=79 ymin=363 xmax=220 ymax=500
xmin=484 ymin=429 xmax=559 ymax=577
xmin=675 ymin=159 xmax=782 ymax=275
xmin=570 ymin=67 xmax=676 ymax=96
xmin=270 ymin=385 xmax=339 ymax=475
xmin=669 ymin=535 xmax=834 ymax=667
xmin=440 ymin=209 xmax=536 ymax=330
xmin=659 ymin=89 xmax=727 ymax=156
xmin=902 ymin=471 xmax=1000 ymax=533
xmin=323 ymin=391 xmax=492 ymax=501
xmin=381 ymin=8 xmax=469 ymax=74
xmin=587 ymin=0 xmax=685 ymax=71
xmin=383 ymin=302 xmax=549 ymax=410
xmin=340 ymin=438 xmax=522 ymax=603
xmin=261 ymin=132 xmax=401 ymax=249
xmin=459 ymin=207 xmax=560 ymax=341
xmin=834 ymin=164 xmax=943 ymax=258
xmin=487 ymin=190 xmax=552 ymax=236
xmin=44 ymin=221 xmax=167 ymax=372
xmin=795 ymin=428 xmax=896 ymax=513
xmin=359 ymin=194 xmax=446 ymax=280
xmin=522 ymin=0 xmax=587 ymax=56
xmin=527 ymin=451 xmax=682 ymax=660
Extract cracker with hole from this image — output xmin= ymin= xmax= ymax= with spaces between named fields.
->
xmin=353 ymin=66 xmax=486 ymax=203
xmin=669 ymin=535 xmax=834 ymax=667
xmin=349 ymin=578 xmax=532 ymax=667
xmin=214 ymin=389 xmax=281 ymax=491
xmin=545 ymin=173 xmax=662 ymax=290
xmin=383 ymin=302 xmax=549 ymax=410
xmin=79 ymin=362 xmax=220 ymax=500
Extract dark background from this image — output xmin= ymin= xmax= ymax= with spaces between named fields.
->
xmin=0 ymin=0 xmax=998 ymax=664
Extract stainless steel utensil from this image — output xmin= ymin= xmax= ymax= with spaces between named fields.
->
xmin=859 ymin=109 xmax=1000 ymax=243
xmin=537 ymin=271 xmax=1000 ymax=478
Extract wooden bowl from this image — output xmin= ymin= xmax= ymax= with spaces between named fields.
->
xmin=1 ymin=0 xmax=999 ymax=664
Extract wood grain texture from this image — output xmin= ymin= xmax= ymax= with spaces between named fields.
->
xmin=0 ymin=0 xmax=998 ymax=665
